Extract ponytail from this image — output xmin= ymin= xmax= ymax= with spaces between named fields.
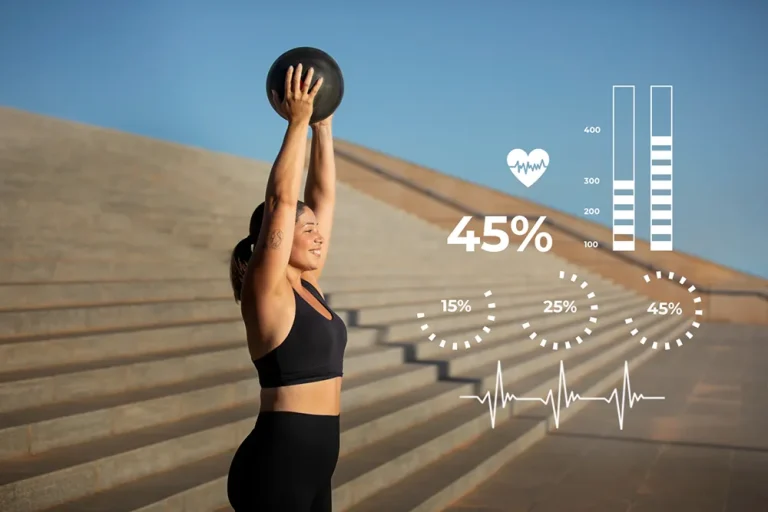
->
xmin=229 ymin=236 xmax=253 ymax=303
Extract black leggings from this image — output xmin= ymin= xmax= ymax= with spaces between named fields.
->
xmin=227 ymin=411 xmax=340 ymax=511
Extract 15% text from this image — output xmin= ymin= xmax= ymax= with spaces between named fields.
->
xmin=447 ymin=215 xmax=553 ymax=253
xmin=442 ymin=299 xmax=473 ymax=312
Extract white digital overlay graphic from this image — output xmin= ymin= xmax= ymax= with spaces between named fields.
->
xmin=460 ymin=359 xmax=665 ymax=430
xmin=624 ymin=270 xmax=703 ymax=350
xmin=521 ymin=270 xmax=600 ymax=351
xmin=447 ymin=215 xmax=553 ymax=253
xmin=416 ymin=290 xmax=496 ymax=351
xmin=507 ymin=148 xmax=549 ymax=188
xmin=612 ymin=84 xmax=675 ymax=252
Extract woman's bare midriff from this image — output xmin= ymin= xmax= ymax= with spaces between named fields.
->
xmin=259 ymin=377 xmax=342 ymax=415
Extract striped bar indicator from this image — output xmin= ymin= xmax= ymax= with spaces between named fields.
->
xmin=650 ymin=86 xmax=674 ymax=251
xmin=612 ymin=85 xmax=636 ymax=251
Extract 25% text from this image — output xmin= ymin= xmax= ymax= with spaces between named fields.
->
xmin=447 ymin=215 xmax=553 ymax=253
xmin=543 ymin=300 xmax=577 ymax=313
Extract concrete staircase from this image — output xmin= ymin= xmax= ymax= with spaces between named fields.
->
xmin=0 ymin=108 xmax=691 ymax=511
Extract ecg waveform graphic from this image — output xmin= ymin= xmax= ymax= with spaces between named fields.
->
xmin=459 ymin=360 xmax=665 ymax=430
xmin=507 ymin=160 xmax=548 ymax=174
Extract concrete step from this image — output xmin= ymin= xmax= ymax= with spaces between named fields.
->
xmin=344 ymin=315 xmax=689 ymax=512
xmin=0 ymin=345 xmax=254 ymax=415
xmin=0 ymin=278 xmax=233 ymax=309
xmin=1 ymin=240 xmax=213 ymax=262
xmin=45 ymin=451 xmax=235 ymax=512
xmin=5 ymin=187 xmax=231 ymax=212
xmin=1 ymin=166 xmax=258 ymax=194
xmin=2 ymin=238 xmax=211 ymax=261
xmin=0 ymin=253 xmax=223 ymax=277
xmin=1 ymin=212 xmax=212 ymax=256
xmin=0 ymin=296 xmax=243 ymax=340
xmin=0 ymin=321 xmax=378 ymax=374
xmin=4 ymin=227 xmax=206 ymax=255
xmin=0 ymin=166 xmax=241 ymax=193
xmin=0 ymin=200 xmax=141 ymax=232
xmin=0 ymin=320 xmax=246 ymax=375
xmin=0 ymin=260 xmax=230 ymax=282
xmin=102 ymin=205 xmax=245 ymax=225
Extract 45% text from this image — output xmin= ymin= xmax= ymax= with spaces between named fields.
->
xmin=447 ymin=215 xmax=553 ymax=253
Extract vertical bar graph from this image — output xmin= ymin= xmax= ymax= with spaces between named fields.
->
xmin=612 ymin=86 xmax=636 ymax=251
xmin=650 ymin=86 xmax=674 ymax=251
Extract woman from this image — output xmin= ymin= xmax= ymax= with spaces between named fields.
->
xmin=226 ymin=63 xmax=347 ymax=512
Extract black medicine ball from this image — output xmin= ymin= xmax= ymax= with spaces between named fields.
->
xmin=266 ymin=47 xmax=344 ymax=124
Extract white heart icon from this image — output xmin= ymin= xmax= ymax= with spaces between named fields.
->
xmin=507 ymin=149 xmax=550 ymax=188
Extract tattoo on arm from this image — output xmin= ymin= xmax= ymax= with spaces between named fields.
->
xmin=267 ymin=230 xmax=283 ymax=249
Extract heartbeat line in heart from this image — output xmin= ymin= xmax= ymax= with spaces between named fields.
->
xmin=459 ymin=360 xmax=665 ymax=430
xmin=506 ymin=149 xmax=549 ymax=187
xmin=508 ymin=159 xmax=548 ymax=173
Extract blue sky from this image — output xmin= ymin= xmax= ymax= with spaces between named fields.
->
xmin=1 ymin=0 xmax=766 ymax=279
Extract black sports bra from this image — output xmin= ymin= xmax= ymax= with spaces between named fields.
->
xmin=252 ymin=279 xmax=348 ymax=388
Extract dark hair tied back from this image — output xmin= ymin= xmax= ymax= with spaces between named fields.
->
xmin=229 ymin=237 xmax=253 ymax=303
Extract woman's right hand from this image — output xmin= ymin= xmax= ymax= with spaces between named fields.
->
xmin=271 ymin=63 xmax=324 ymax=125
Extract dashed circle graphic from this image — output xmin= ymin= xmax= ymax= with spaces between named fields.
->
xmin=416 ymin=290 xmax=496 ymax=350
xmin=624 ymin=271 xmax=703 ymax=350
xmin=521 ymin=271 xmax=599 ymax=350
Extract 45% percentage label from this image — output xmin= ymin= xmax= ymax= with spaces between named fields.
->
xmin=647 ymin=302 xmax=683 ymax=315
xmin=447 ymin=215 xmax=553 ymax=253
